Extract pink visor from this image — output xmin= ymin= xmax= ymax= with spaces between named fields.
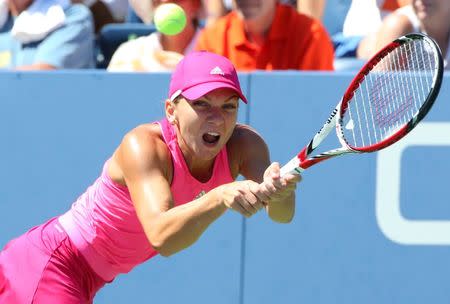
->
xmin=168 ymin=51 xmax=248 ymax=103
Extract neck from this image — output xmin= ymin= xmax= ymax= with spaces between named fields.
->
xmin=160 ymin=21 xmax=197 ymax=54
xmin=181 ymin=147 xmax=215 ymax=183
xmin=189 ymin=160 xmax=214 ymax=182
xmin=175 ymin=127 xmax=215 ymax=183
xmin=242 ymin=7 xmax=276 ymax=45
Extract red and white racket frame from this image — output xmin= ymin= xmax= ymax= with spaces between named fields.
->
xmin=280 ymin=33 xmax=443 ymax=177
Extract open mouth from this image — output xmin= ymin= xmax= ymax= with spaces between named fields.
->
xmin=202 ymin=132 xmax=220 ymax=145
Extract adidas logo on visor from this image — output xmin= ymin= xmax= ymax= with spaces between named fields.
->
xmin=210 ymin=66 xmax=225 ymax=76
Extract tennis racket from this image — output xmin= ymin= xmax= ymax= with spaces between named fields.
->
xmin=280 ymin=33 xmax=444 ymax=176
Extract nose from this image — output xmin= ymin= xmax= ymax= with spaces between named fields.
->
xmin=206 ymin=107 xmax=225 ymax=125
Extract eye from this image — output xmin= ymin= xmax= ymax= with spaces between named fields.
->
xmin=192 ymin=100 xmax=209 ymax=108
xmin=223 ymin=103 xmax=238 ymax=111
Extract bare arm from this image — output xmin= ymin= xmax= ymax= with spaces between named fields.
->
xmin=258 ymin=162 xmax=300 ymax=223
xmin=114 ymin=125 xmax=264 ymax=257
xmin=231 ymin=125 xmax=301 ymax=223
xmin=357 ymin=12 xmax=413 ymax=59
xmin=15 ymin=63 xmax=57 ymax=70
xmin=297 ymin=0 xmax=326 ymax=20
xmin=373 ymin=13 xmax=413 ymax=53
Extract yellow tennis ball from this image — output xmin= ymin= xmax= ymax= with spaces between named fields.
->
xmin=154 ymin=3 xmax=187 ymax=36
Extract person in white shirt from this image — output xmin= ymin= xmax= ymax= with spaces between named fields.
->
xmin=367 ymin=0 xmax=449 ymax=69
xmin=108 ymin=0 xmax=202 ymax=72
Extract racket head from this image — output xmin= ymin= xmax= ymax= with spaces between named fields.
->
xmin=337 ymin=33 xmax=444 ymax=153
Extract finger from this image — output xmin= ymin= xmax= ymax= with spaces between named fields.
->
xmin=230 ymin=198 xmax=252 ymax=217
xmin=268 ymin=174 xmax=286 ymax=190
xmin=236 ymin=193 xmax=259 ymax=215
xmin=260 ymin=178 xmax=298 ymax=203
xmin=242 ymin=191 xmax=260 ymax=213
xmin=281 ymin=173 xmax=302 ymax=184
xmin=273 ymin=173 xmax=300 ymax=189
xmin=222 ymin=188 xmax=252 ymax=217
xmin=263 ymin=162 xmax=279 ymax=180
xmin=259 ymin=180 xmax=277 ymax=196
xmin=250 ymin=185 xmax=271 ymax=203
xmin=270 ymin=162 xmax=281 ymax=179
xmin=246 ymin=180 xmax=270 ymax=202
xmin=244 ymin=184 xmax=266 ymax=211
xmin=244 ymin=193 xmax=264 ymax=212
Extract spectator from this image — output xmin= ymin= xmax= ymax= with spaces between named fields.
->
xmin=338 ymin=0 xmax=411 ymax=58
xmin=195 ymin=0 xmax=334 ymax=71
xmin=0 ymin=0 xmax=95 ymax=70
xmin=203 ymin=0 xmax=324 ymax=26
xmin=343 ymin=0 xmax=410 ymax=39
xmin=108 ymin=0 xmax=203 ymax=72
xmin=367 ymin=0 xmax=449 ymax=68
xmin=319 ymin=0 xmax=411 ymax=59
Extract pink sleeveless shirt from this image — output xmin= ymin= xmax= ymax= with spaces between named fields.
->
xmin=58 ymin=119 xmax=234 ymax=281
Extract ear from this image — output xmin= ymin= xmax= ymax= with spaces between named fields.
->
xmin=165 ymin=99 xmax=177 ymax=125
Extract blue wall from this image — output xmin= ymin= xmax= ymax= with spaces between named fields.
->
xmin=0 ymin=71 xmax=449 ymax=303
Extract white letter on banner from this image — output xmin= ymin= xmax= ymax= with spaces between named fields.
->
xmin=376 ymin=122 xmax=450 ymax=245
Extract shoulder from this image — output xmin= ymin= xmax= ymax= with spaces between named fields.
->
xmin=196 ymin=11 xmax=242 ymax=52
xmin=121 ymin=123 xmax=167 ymax=157
xmin=376 ymin=9 xmax=413 ymax=45
xmin=110 ymin=122 xmax=172 ymax=185
xmin=382 ymin=9 xmax=414 ymax=32
xmin=63 ymin=3 xmax=93 ymax=24
xmin=199 ymin=11 xmax=238 ymax=37
xmin=230 ymin=124 xmax=265 ymax=143
xmin=47 ymin=4 xmax=93 ymax=42
xmin=293 ymin=11 xmax=328 ymax=37
xmin=228 ymin=124 xmax=268 ymax=161
xmin=227 ymin=124 xmax=270 ymax=181
xmin=119 ymin=123 xmax=171 ymax=172
xmin=277 ymin=4 xmax=330 ymax=41
xmin=277 ymin=4 xmax=313 ymax=26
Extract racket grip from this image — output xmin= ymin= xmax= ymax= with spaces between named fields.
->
xmin=280 ymin=156 xmax=304 ymax=177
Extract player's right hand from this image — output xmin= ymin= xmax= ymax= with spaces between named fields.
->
xmin=217 ymin=181 xmax=266 ymax=218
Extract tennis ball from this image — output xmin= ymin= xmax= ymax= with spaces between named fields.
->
xmin=154 ymin=3 xmax=187 ymax=36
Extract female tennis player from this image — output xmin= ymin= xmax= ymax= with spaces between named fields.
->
xmin=0 ymin=51 xmax=301 ymax=303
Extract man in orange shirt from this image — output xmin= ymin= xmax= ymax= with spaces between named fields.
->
xmin=195 ymin=0 xmax=334 ymax=71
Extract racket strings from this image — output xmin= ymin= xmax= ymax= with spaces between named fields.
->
xmin=341 ymin=38 xmax=437 ymax=149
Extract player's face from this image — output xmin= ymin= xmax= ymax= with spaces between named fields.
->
xmin=232 ymin=0 xmax=276 ymax=20
xmin=172 ymin=88 xmax=239 ymax=163
xmin=413 ymin=0 xmax=450 ymax=23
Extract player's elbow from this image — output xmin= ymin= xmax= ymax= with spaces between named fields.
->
xmin=147 ymin=230 xmax=193 ymax=257
xmin=145 ymin=227 xmax=170 ymax=255
xmin=157 ymin=247 xmax=176 ymax=257
xmin=151 ymin=240 xmax=190 ymax=257
xmin=149 ymin=236 xmax=176 ymax=257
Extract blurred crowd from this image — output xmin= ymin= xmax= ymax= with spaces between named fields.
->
xmin=0 ymin=0 xmax=448 ymax=71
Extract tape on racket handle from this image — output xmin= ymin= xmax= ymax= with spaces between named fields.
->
xmin=280 ymin=157 xmax=304 ymax=176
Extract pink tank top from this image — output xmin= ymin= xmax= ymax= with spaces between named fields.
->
xmin=58 ymin=119 xmax=234 ymax=281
